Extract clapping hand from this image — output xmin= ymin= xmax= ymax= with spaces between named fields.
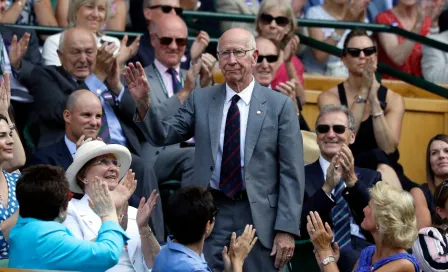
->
xmin=88 ymin=176 xmax=117 ymax=219
xmin=276 ymin=80 xmax=300 ymax=113
xmin=184 ymin=58 xmax=202 ymax=92
xmin=75 ymin=135 xmax=103 ymax=150
xmin=0 ymin=73 xmax=11 ymax=112
xmin=360 ymin=58 xmax=376 ymax=97
xmin=123 ymin=62 xmax=151 ymax=113
xmin=109 ymin=169 xmax=137 ymax=211
xmin=307 ymin=211 xmax=340 ymax=264
xmin=199 ymin=53 xmax=217 ymax=87
xmin=117 ymin=35 xmax=140 ymax=67
xmin=283 ymin=35 xmax=300 ymax=62
xmin=222 ymin=225 xmax=258 ymax=272
xmin=190 ymin=31 xmax=210 ymax=62
xmin=136 ymin=189 xmax=159 ymax=229
xmin=339 ymin=144 xmax=357 ymax=187
xmin=94 ymin=42 xmax=118 ymax=81
xmin=323 ymin=155 xmax=342 ymax=194
xmin=9 ymin=33 xmax=30 ymax=71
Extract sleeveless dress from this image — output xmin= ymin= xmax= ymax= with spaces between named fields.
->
xmin=0 ymin=171 xmax=20 ymax=259
xmin=356 ymin=246 xmax=420 ymax=271
xmin=338 ymin=83 xmax=417 ymax=191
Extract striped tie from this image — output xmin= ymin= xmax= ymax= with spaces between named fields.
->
xmin=219 ymin=95 xmax=243 ymax=197
xmin=98 ymin=91 xmax=112 ymax=144
xmin=332 ymin=180 xmax=352 ymax=250
xmin=167 ymin=68 xmax=182 ymax=94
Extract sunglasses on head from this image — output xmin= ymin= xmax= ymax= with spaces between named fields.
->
xmin=155 ymin=35 xmax=188 ymax=46
xmin=257 ymin=55 xmax=279 ymax=63
xmin=149 ymin=5 xmax=183 ymax=16
xmin=260 ymin=13 xmax=290 ymax=27
xmin=345 ymin=46 xmax=377 ymax=57
xmin=316 ymin=124 xmax=349 ymax=134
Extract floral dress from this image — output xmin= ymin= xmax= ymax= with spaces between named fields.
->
xmin=0 ymin=171 xmax=20 ymax=259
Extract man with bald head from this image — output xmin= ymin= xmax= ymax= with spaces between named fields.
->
xmin=26 ymin=27 xmax=166 ymax=241
xmin=126 ymin=28 xmax=305 ymax=271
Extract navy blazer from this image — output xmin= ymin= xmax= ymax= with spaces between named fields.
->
xmin=27 ymin=137 xmax=73 ymax=170
xmin=301 ymin=159 xmax=382 ymax=241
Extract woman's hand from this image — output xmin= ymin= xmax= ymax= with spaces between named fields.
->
xmin=222 ymin=224 xmax=258 ymax=271
xmin=136 ymin=189 xmax=159 ymax=230
xmin=117 ymin=35 xmax=140 ymax=67
xmin=0 ymin=73 xmax=11 ymax=112
xmin=283 ymin=36 xmax=300 ymax=62
xmin=109 ymin=170 xmax=137 ymax=211
xmin=88 ymin=176 xmax=117 ymax=219
xmin=307 ymin=211 xmax=333 ymax=252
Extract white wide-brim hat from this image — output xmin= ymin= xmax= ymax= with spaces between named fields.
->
xmin=302 ymin=130 xmax=321 ymax=164
xmin=66 ymin=140 xmax=132 ymax=194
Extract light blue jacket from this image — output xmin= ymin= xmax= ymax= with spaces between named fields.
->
xmin=8 ymin=216 xmax=129 ymax=271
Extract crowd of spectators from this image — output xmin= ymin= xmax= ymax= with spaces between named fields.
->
xmin=0 ymin=0 xmax=447 ymax=271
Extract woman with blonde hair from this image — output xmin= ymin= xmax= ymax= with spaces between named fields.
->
xmin=42 ymin=0 xmax=139 ymax=67
xmin=307 ymin=181 xmax=419 ymax=271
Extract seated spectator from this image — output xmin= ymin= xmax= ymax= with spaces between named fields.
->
xmin=318 ymin=29 xmax=408 ymax=191
xmin=302 ymin=0 xmax=369 ymax=76
xmin=25 ymin=28 xmax=165 ymax=240
xmin=253 ymin=36 xmax=309 ymax=131
xmin=153 ymin=186 xmax=257 ymax=271
xmin=413 ymin=180 xmax=448 ymax=271
xmin=256 ymin=0 xmax=305 ymax=93
xmin=422 ymin=9 xmax=448 ymax=84
xmin=0 ymin=74 xmax=25 ymax=260
xmin=302 ymin=104 xmax=381 ymax=271
xmin=216 ymin=0 xmax=259 ymax=35
xmin=56 ymin=0 xmax=128 ymax=31
xmin=8 ymin=165 xmax=130 ymax=270
xmin=42 ymin=0 xmax=139 ymax=67
xmin=375 ymin=0 xmax=444 ymax=79
xmin=411 ymin=134 xmax=448 ymax=229
xmin=64 ymin=140 xmax=160 ymax=271
xmin=307 ymin=181 xmax=419 ymax=271
xmin=0 ymin=0 xmax=57 ymax=26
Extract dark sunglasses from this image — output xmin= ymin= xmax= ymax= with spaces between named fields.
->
xmin=345 ymin=46 xmax=377 ymax=57
xmin=257 ymin=55 xmax=279 ymax=63
xmin=316 ymin=124 xmax=349 ymax=134
xmin=155 ymin=35 xmax=188 ymax=46
xmin=149 ymin=5 xmax=183 ymax=16
xmin=260 ymin=13 xmax=290 ymax=27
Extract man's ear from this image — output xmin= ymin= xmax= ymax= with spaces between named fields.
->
xmin=57 ymin=49 xmax=63 ymax=64
xmin=144 ymin=8 xmax=152 ymax=22
xmin=348 ymin=130 xmax=356 ymax=145
xmin=63 ymin=110 xmax=71 ymax=123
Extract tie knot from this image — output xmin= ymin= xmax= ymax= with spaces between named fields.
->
xmin=167 ymin=68 xmax=177 ymax=77
xmin=231 ymin=95 xmax=240 ymax=105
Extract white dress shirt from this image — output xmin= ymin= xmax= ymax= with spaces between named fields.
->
xmin=153 ymin=59 xmax=182 ymax=98
xmin=64 ymin=135 xmax=77 ymax=158
xmin=318 ymin=156 xmax=366 ymax=240
xmin=209 ymin=78 xmax=255 ymax=190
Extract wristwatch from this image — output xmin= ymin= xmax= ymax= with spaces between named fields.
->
xmin=330 ymin=31 xmax=341 ymax=42
xmin=321 ymin=256 xmax=337 ymax=266
xmin=355 ymin=95 xmax=367 ymax=103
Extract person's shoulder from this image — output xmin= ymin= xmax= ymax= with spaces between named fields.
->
xmin=375 ymin=9 xmax=394 ymax=23
xmin=382 ymin=256 xmax=417 ymax=271
xmin=305 ymin=5 xmax=325 ymax=19
xmin=384 ymin=88 xmax=404 ymax=108
xmin=44 ymin=33 xmax=62 ymax=45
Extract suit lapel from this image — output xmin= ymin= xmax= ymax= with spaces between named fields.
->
xmin=307 ymin=160 xmax=326 ymax=193
xmin=56 ymin=138 xmax=74 ymax=170
xmin=244 ymin=83 xmax=267 ymax=166
xmin=146 ymin=65 xmax=169 ymax=103
xmin=209 ymin=85 xmax=226 ymax=162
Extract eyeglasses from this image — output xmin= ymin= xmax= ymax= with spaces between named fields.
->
xmin=435 ymin=181 xmax=448 ymax=202
xmin=149 ymin=5 xmax=183 ymax=16
xmin=316 ymin=124 xmax=349 ymax=134
xmin=345 ymin=46 xmax=377 ymax=57
xmin=257 ymin=55 xmax=279 ymax=63
xmin=91 ymin=157 xmax=121 ymax=168
xmin=154 ymin=34 xmax=188 ymax=47
xmin=218 ymin=49 xmax=254 ymax=59
xmin=259 ymin=13 xmax=290 ymax=27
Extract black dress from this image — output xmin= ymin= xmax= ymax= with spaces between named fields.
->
xmin=338 ymin=83 xmax=417 ymax=191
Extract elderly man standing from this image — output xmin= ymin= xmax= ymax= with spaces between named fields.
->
xmin=23 ymin=27 xmax=165 ymax=242
xmin=125 ymin=28 xmax=305 ymax=271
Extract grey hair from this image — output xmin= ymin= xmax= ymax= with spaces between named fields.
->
xmin=217 ymin=31 xmax=256 ymax=55
xmin=68 ymin=0 xmax=110 ymax=35
xmin=58 ymin=28 xmax=96 ymax=52
xmin=315 ymin=104 xmax=356 ymax=132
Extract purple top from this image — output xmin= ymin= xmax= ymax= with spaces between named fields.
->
xmin=356 ymin=246 xmax=419 ymax=272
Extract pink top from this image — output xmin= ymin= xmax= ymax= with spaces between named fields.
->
xmin=271 ymin=56 xmax=305 ymax=90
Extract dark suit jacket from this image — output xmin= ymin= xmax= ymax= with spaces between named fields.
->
xmin=0 ymin=25 xmax=42 ymax=100
xmin=301 ymin=159 xmax=382 ymax=241
xmin=27 ymin=137 xmax=73 ymax=170
xmin=25 ymin=65 xmax=146 ymax=155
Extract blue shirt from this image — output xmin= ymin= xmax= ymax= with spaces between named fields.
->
xmin=8 ymin=216 xmax=130 ymax=271
xmin=84 ymin=73 xmax=127 ymax=146
xmin=153 ymin=236 xmax=212 ymax=272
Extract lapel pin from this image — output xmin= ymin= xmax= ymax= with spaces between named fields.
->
xmin=256 ymin=110 xmax=261 ymax=115
xmin=96 ymin=89 xmax=102 ymax=95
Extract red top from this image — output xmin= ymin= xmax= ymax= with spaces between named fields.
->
xmin=375 ymin=10 xmax=431 ymax=79
xmin=271 ymin=56 xmax=305 ymax=90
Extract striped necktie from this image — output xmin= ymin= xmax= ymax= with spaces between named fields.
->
xmin=167 ymin=68 xmax=182 ymax=94
xmin=98 ymin=91 xmax=112 ymax=144
xmin=219 ymin=95 xmax=243 ymax=197
xmin=332 ymin=180 xmax=352 ymax=250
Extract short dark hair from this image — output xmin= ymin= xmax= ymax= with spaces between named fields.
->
xmin=342 ymin=28 xmax=375 ymax=57
xmin=166 ymin=186 xmax=216 ymax=244
xmin=17 ymin=165 xmax=70 ymax=221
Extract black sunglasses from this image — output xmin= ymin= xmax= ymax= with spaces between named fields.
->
xmin=316 ymin=124 xmax=349 ymax=134
xmin=345 ymin=46 xmax=377 ymax=57
xmin=257 ymin=55 xmax=279 ymax=63
xmin=149 ymin=5 xmax=183 ymax=16
xmin=260 ymin=13 xmax=290 ymax=27
xmin=154 ymin=34 xmax=188 ymax=47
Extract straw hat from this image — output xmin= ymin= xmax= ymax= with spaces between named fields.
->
xmin=301 ymin=130 xmax=320 ymax=164
xmin=65 ymin=140 xmax=132 ymax=194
